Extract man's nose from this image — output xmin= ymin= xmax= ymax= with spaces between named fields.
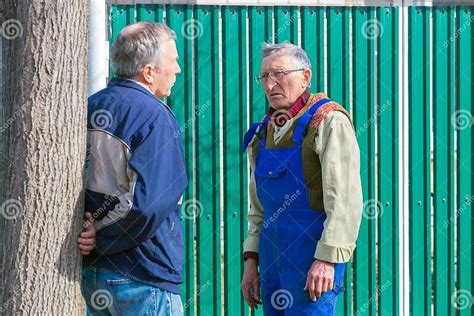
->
xmin=176 ymin=63 xmax=181 ymax=74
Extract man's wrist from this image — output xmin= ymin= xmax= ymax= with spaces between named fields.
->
xmin=243 ymin=251 xmax=259 ymax=266
xmin=315 ymin=258 xmax=335 ymax=266
xmin=245 ymin=258 xmax=258 ymax=267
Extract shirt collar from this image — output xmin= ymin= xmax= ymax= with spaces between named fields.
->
xmin=124 ymin=78 xmax=153 ymax=94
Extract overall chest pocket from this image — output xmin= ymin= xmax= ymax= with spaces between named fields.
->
xmin=255 ymin=155 xmax=289 ymax=179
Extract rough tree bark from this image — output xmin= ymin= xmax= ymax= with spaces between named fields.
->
xmin=0 ymin=1 xmax=89 ymax=314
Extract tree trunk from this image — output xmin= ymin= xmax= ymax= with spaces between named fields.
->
xmin=0 ymin=1 xmax=89 ymax=314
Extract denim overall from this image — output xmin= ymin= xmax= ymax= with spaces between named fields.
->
xmin=243 ymin=98 xmax=346 ymax=315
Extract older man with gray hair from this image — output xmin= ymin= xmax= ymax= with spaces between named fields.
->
xmin=77 ymin=22 xmax=187 ymax=315
xmin=241 ymin=42 xmax=363 ymax=315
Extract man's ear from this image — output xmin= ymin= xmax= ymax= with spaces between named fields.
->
xmin=140 ymin=64 xmax=154 ymax=84
xmin=303 ymin=69 xmax=312 ymax=88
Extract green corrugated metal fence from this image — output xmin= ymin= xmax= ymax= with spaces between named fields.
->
xmin=455 ymin=7 xmax=473 ymax=316
xmin=108 ymin=5 xmax=473 ymax=315
xmin=409 ymin=6 xmax=474 ymax=316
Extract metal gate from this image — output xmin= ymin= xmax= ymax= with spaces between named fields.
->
xmin=107 ymin=4 xmax=473 ymax=315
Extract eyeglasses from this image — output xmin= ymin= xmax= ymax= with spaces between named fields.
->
xmin=254 ymin=68 xmax=305 ymax=85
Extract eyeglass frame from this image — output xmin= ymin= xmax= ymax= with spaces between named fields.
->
xmin=254 ymin=68 xmax=306 ymax=85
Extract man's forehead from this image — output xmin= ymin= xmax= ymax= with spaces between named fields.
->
xmin=163 ymin=39 xmax=178 ymax=55
xmin=261 ymin=54 xmax=295 ymax=70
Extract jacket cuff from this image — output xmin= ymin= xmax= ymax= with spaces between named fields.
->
xmin=243 ymin=235 xmax=260 ymax=253
xmin=314 ymin=242 xmax=356 ymax=263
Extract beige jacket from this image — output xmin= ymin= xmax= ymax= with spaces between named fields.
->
xmin=243 ymin=99 xmax=363 ymax=263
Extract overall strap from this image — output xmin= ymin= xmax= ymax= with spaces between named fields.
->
xmin=292 ymin=98 xmax=331 ymax=144
xmin=242 ymin=116 xmax=270 ymax=152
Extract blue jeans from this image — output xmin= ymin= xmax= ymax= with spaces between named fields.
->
xmin=81 ymin=267 xmax=183 ymax=316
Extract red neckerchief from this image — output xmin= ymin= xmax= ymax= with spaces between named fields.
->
xmin=266 ymin=89 xmax=310 ymax=127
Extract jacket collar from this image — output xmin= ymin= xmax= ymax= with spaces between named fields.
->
xmin=108 ymin=77 xmax=175 ymax=117
xmin=108 ymin=77 xmax=154 ymax=97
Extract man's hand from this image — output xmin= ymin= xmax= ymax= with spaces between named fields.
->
xmin=304 ymin=259 xmax=335 ymax=301
xmin=241 ymin=259 xmax=262 ymax=309
xmin=78 ymin=212 xmax=96 ymax=255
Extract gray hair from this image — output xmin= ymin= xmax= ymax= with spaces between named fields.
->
xmin=111 ymin=22 xmax=176 ymax=78
xmin=262 ymin=42 xmax=311 ymax=70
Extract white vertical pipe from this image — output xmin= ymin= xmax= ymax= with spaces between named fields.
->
xmin=88 ymin=0 xmax=108 ymax=96
xmin=399 ymin=4 xmax=410 ymax=316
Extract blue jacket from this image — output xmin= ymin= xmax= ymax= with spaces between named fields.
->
xmin=83 ymin=78 xmax=188 ymax=294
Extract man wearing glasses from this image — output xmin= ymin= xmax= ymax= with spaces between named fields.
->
xmin=241 ymin=42 xmax=363 ymax=315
